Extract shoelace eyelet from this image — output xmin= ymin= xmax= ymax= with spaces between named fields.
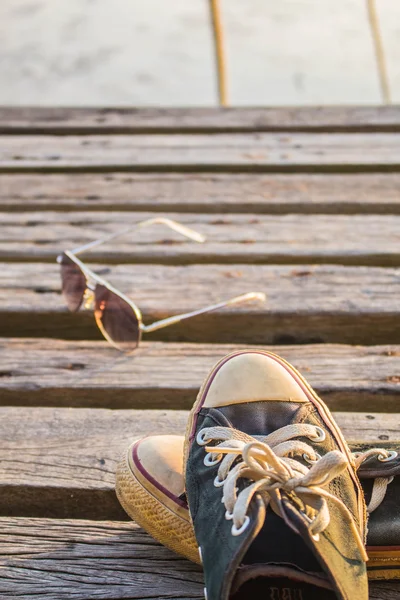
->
xmin=197 ymin=430 xmax=211 ymax=446
xmin=214 ymin=475 xmax=225 ymax=488
xmin=204 ymin=452 xmax=222 ymax=467
xmin=311 ymin=426 xmax=326 ymax=442
xmin=303 ymin=452 xmax=321 ymax=464
xmin=378 ymin=450 xmax=398 ymax=462
xmin=231 ymin=515 xmax=250 ymax=536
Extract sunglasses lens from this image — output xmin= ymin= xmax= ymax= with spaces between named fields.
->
xmin=59 ymin=253 xmax=86 ymax=312
xmin=94 ymin=284 xmax=140 ymax=352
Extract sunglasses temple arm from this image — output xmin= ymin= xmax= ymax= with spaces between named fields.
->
xmin=70 ymin=217 xmax=206 ymax=255
xmin=141 ymin=292 xmax=266 ymax=334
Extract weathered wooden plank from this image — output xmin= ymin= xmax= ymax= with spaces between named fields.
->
xmin=1 ymin=106 xmax=400 ymax=134
xmin=2 ymin=211 xmax=400 ymax=267
xmin=1 ymin=133 xmax=400 ymax=172
xmin=0 ymin=406 xmax=398 ymax=519
xmin=3 ymin=172 xmax=400 ymax=214
xmin=1 ymin=339 xmax=400 ymax=412
xmin=0 ymin=517 xmax=395 ymax=599
xmin=0 ymin=406 xmax=187 ymax=519
xmin=0 ymin=518 xmax=203 ymax=599
xmin=1 ymin=263 xmax=400 ymax=345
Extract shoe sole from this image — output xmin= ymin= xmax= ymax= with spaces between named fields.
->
xmin=366 ymin=547 xmax=400 ymax=580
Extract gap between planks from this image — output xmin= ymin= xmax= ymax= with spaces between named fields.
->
xmin=0 ymin=405 xmax=399 ymax=520
xmin=1 ymin=263 xmax=400 ymax=346
xmin=1 ymin=339 xmax=400 ymax=412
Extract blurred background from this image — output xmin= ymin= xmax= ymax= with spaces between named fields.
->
xmin=0 ymin=0 xmax=399 ymax=106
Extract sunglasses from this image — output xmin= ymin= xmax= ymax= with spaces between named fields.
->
xmin=57 ymin=217 xmax=266 ymax=353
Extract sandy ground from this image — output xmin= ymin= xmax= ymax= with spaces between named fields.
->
xmin=0 ymin=0 xmax=399 ymax=106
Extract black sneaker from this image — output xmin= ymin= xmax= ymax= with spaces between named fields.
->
xmin=184 ymin=350 xmax=368 ymax=600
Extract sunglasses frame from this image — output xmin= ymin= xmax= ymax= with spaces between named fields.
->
xmin=60 ymin=250 xmax=144 ymax=351
xmin=58 ymin=217 xmax=266 ymax=352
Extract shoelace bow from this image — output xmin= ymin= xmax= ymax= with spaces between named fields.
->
xmin=353 ymin=448 xmax=396 ymax=513
xmin=200 ymin=424 xmax=368 ymax=560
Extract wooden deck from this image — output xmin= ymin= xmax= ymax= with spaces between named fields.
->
xmin=1 ymin=106 xmax=400 ymax=599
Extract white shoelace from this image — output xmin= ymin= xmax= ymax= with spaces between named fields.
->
xmin=353 ymin=448 xmax=397 ymax=513
xmin=198 ymin=424 xmax=367 ymax=560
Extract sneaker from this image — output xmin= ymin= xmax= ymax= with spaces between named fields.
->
xmin=116 ymin=435 xmax=400 ymax=580
xmin=184 ymin=350 xmax=368 ymax=599
xmin=354 ymin=442 xmax=400 ymax=579
xmin=115 ymin=434 xmax=199 ymax=563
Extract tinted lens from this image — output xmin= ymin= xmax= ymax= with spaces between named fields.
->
xmin=59 ymin=253 xmax=87 ymax=312
xmin=94 ymin=284 xmax=140 ymax=352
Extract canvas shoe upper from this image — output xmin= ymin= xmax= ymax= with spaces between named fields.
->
xmin=184 ymin=350 xmax=368 ymax=600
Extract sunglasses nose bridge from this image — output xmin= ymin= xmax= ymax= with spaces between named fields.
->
xmin=83 ymin=287 xmax=95 ymax=310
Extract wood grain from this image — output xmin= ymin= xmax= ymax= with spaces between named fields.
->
xmin=1 ymin=406 xmax=398 ymax=519
xmin=3 ymin=211 xmax=400 ymax=266
xmin=0 ymin=517 xmax=203 ymax=599
xmin=3 ymin=172 xmax=400 ymax=214
xmin=1 ymin=339 xmax=400 ymax=411
xmin=0 ymin=406 xmax=187 ymax=519
xmin=1 ymin=133 xmax=400 ymax=172
xmin=1 ymin=105 xmax=398 ymax=599
xmin=1 ymin=263 xmax=400 ymax=345
xmin=0 ymin=517 xmax=395 ymax=599
xmin=1 ymin=106 xmax=400 ymax=133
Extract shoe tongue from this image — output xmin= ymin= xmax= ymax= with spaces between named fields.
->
xmin=230 ymin=576 xmax=336 ymax=600
xmin=225 ymin=496 xmax=333 ymax=599
xmin=242 ymin=504 xmax=323 ymax=573
xmin=216 ymin=400 xmax=304 ymax=436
